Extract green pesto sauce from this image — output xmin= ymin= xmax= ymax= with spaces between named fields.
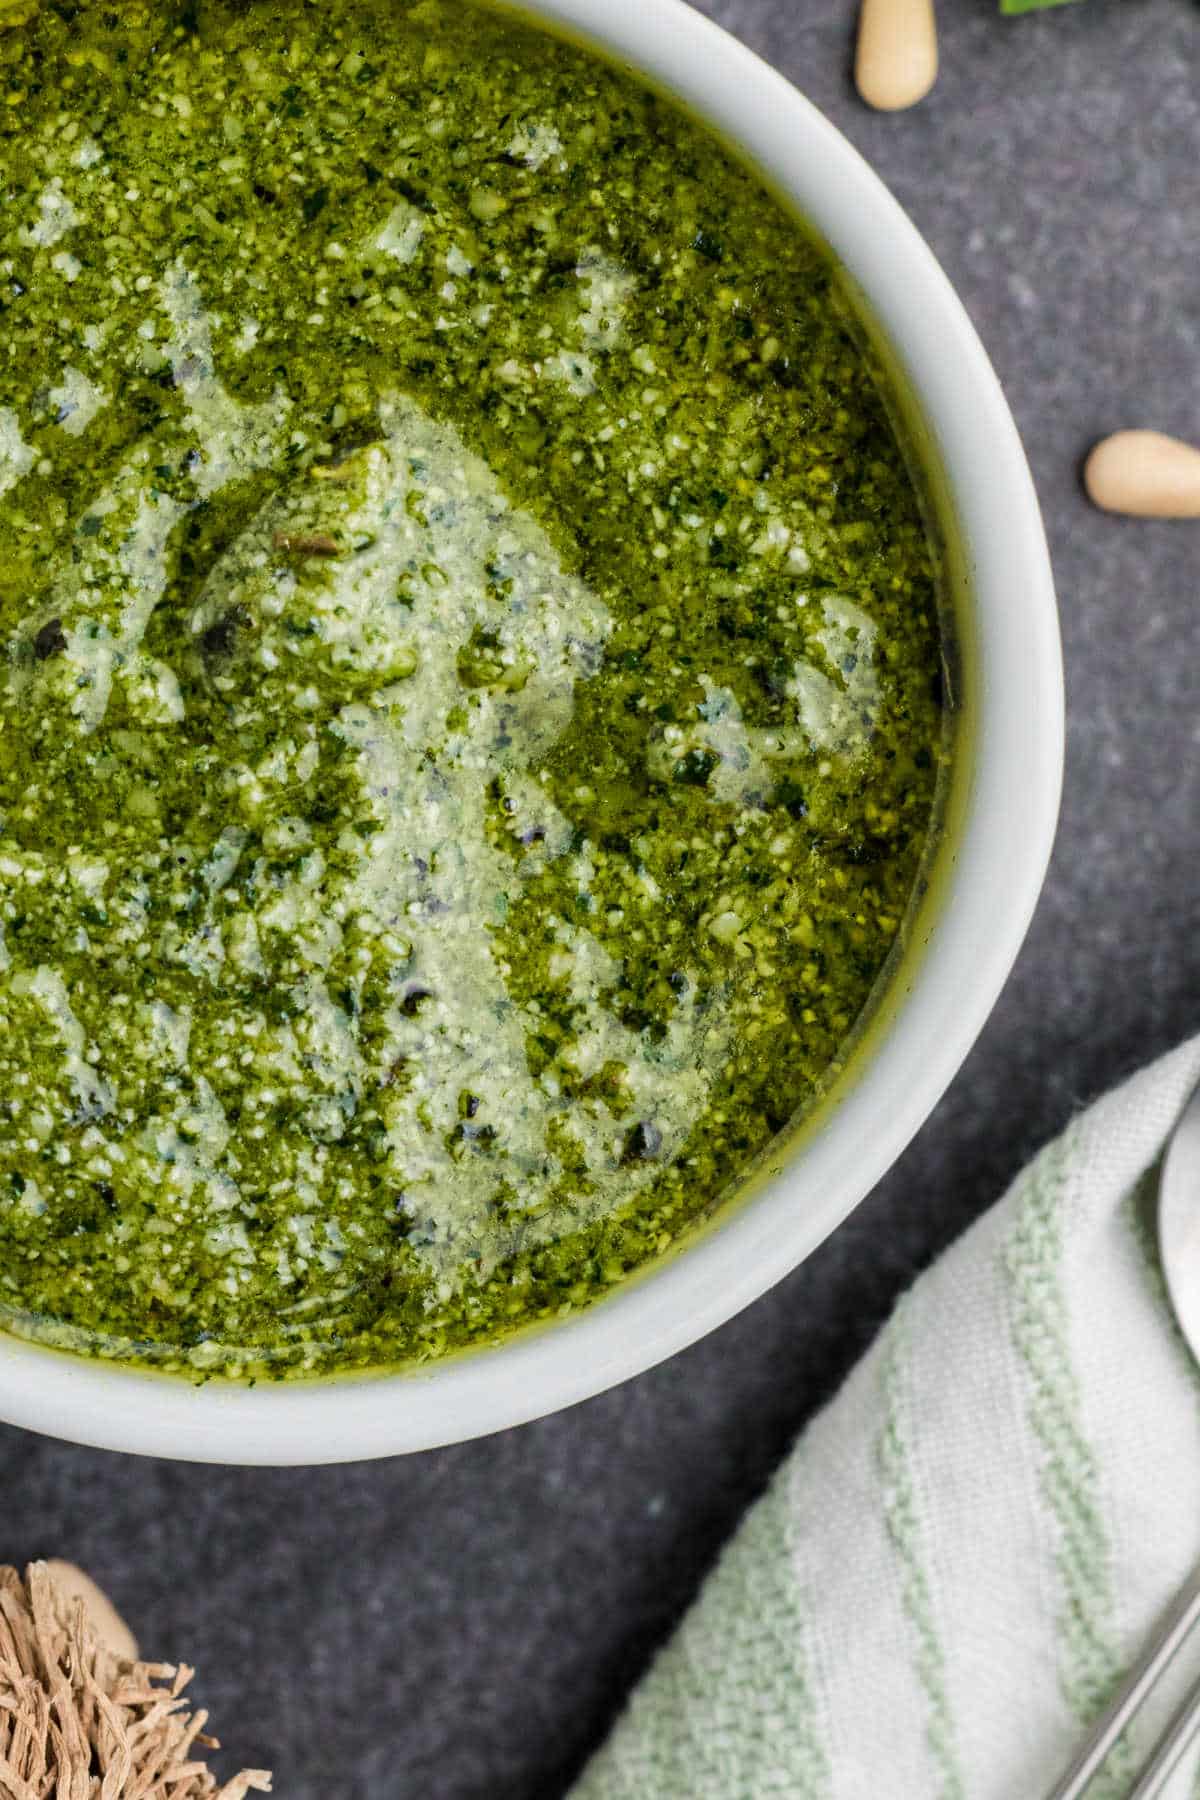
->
xmin=0 ymin=0 xmax=948 ymax=1379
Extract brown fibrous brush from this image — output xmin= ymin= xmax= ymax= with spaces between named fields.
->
xmin=0 ymin=1560 xmax=272 ymax=1798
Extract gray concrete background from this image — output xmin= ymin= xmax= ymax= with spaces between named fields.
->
xmin=3 ymin=2 xmax=1198 ymax=1794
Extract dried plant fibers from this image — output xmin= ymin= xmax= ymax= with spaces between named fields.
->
xmin=0 ymin=1561 xmax=271 ymax=1799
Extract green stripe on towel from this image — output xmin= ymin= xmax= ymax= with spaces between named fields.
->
xmin=573 ymin=1466 xmax=832 ymax=1799
xmin=1005 ymin=1130 xmax=1132 ymax=1797
xmin=879 ymin=1294 xmax=967 ymax=1800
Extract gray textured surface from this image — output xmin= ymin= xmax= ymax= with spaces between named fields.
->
xmin=3 ymin=3 xmax=1198 ymax=1795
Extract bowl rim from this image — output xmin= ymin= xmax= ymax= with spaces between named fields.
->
xmin=0 ymin=0 xmax=1063 ymax=1463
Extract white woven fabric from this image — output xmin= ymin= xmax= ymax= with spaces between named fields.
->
xmin=572 ymin=1036 xmax=1200 ymax=1800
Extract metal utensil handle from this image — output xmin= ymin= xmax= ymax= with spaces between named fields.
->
xmin=1129 ymin=1666 xmax=1200 ymax=1800
xmin=1046 ymin=1563 xmax=1200 ymax=1800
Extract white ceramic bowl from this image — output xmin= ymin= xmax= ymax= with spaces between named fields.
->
xmin=0 ymin=0 xmax=1062 ymax=1463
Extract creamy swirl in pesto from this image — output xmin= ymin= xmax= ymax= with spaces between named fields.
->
xmin=0 ymin=0 xmax=947 ymax=1375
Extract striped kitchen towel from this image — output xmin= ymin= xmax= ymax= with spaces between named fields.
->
xmin=571 ymin=1035 xmax=1200 ymax=1800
